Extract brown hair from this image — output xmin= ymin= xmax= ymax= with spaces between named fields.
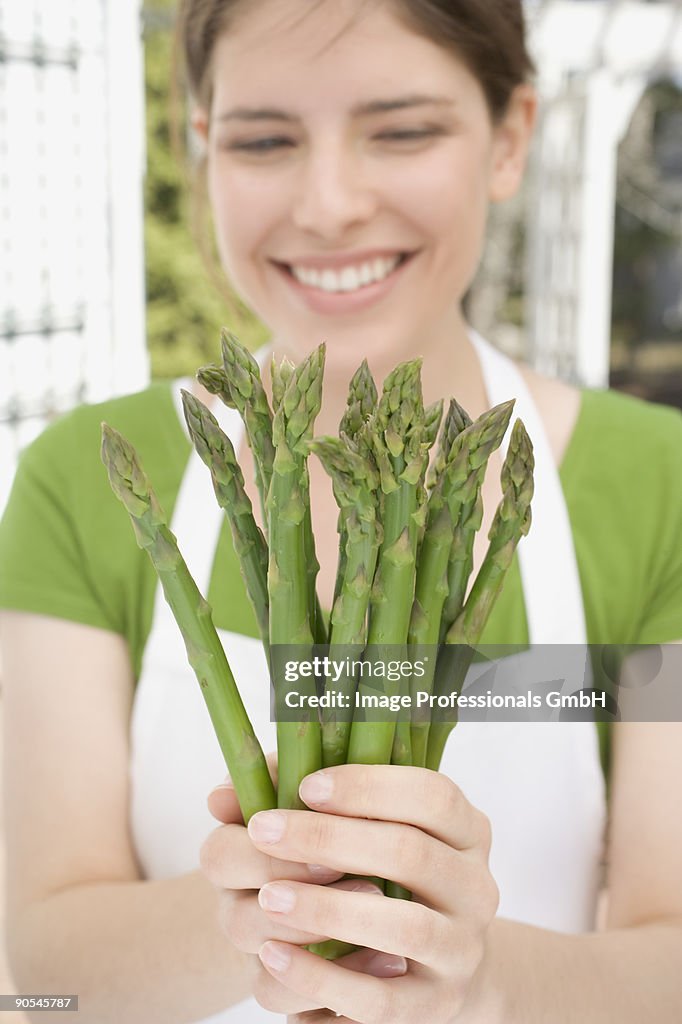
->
xmin=176 ymin=0 xmax=535 ymax=122
xmin=171 ymin=0 xmax=535 ymax=312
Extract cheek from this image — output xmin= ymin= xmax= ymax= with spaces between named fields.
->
xmin=383 ymin=143 xmax=492 ymax=255
xmin=207 ymin=160 xmax=285 ymax=271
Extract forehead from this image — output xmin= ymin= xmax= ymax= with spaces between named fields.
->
xmin=211 ymin=0 xmax=476 ymax=110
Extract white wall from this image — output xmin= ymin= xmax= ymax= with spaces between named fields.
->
xmin=0 ymin=0 xmax=148 ymax=513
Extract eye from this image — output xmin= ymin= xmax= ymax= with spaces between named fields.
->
xmin=225 ymin=137 xmax=295 ymax=153
xmin=374 ymin=128 xmax=442 ymax=143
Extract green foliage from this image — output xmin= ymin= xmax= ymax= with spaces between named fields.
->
xmin=143 ymin=3 xmax=269 ymax=379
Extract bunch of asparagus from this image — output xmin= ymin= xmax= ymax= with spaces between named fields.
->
xmin=101 ymin=330 xmax=533 ymax=848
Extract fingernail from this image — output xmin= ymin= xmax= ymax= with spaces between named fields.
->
xmin=307 ymin=863 xmax=339 ymax=880
xmin=299 ymin=771 xmax=334 ymax=806
xmin=259 ymin=883 xmax=296 ymax=913
xmin=259 ymin=941 xmax=292 ymax=973
xmin=210 ymin=778 xmax=234 ymax=793
xmin=347 ymin=880 xmax=383 ymax=895
xmin=248 ymin=811 xmax=286 ymax=844
xmin=367 ymin=952 xmax=408 ymax=977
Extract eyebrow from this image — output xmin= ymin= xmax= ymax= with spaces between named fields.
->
xmin=214 ymin=94 xmax=456 ymax=123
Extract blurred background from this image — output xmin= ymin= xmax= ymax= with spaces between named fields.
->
xmin=0 ymin=0 xmax=680 ymax=1014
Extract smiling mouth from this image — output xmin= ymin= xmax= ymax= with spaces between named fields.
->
xmin=276 ymin=252 xmax=415 ymax=294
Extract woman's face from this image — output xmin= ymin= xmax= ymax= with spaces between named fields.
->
xmin=198 ymin=0 xmax=533 ymax=364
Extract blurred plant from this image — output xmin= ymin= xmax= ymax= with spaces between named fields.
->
xmin=143 ymin=1 xmax=269 ymax=380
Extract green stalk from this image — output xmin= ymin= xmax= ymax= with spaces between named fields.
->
xmin=347 ymin=360 xmax=428 ymax=766
xmin=268 ymin=346 xmax=325 ymax=809
xmin=332 ymin=360 xmax=379 ymax=613
xmin=439 ymin=401 xmax=516 ymax=641
xmin=101 ymin=424 xmax=276 ymax=822
xmin=271 ymin=354 xmax=294 ymax=411
xmin=220 ymin=331 xmax=275 ymax=524
xmin=426 ymin=398 xmax=472 ymax=492
xmin=426 ymin=419 xmax=534 ymax=770
xmin=219 ymin=333 xmax=327 ymax=646
xmin=409 ymin=401 xmax=515 ymax=765
xmin=307 ymin=435 xmax=381 ymax=767
xmin=423 ymin=399 xmax=445 ymax=452
xmin=181 ymin=390 xmax=270 ymax=662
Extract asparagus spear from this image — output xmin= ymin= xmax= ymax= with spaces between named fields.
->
xmin=347 ymin=359 xmax=429 ymax=766
xmin=269 ymin=345 xmax=325 ymax=809
xmin=423 ymin=399 xmax=445 ymax=451
xmin=220 ymin=330 xmax=275 ymax=523
xmin=270 ymin=354 xmax=294 ymax=410
xmin=196 ymin=363 xmax=234 ymax=409
xmin=101 ymin=423 xmax=276 ymax=822
xmin=427 ymin=398 xmax=472 ymax=492
xmin=220 ymin=333 xmax=328 ymax=646
xmin=339 ymin=359 xmax=379 ymax=439
xmin=307 ymin=433 xmax=381 ymax=767
xmin=426 ymin=419 xmax=534 ymax=771
xmin=408 ymin=400 xmax=515 ymax=766
xmin=333 ymin=361 xmax=379 ymax=613
xmin=181 ymin=390 xmax=270 ymax=661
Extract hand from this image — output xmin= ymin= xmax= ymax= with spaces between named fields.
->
xmin=199 ymin=755 xmax=410 ymax=1017
xmin=248 ymin=764 xmax=500 ymax=1024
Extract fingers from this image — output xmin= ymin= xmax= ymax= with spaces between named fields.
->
xmin=200 ymin=822 xmax=343 ymax=889
xmin=258 ymin=879 xmax=454 ymax=972
xmin=246 ymin=809 xmax=491 ymax=914
xmin=207 ymin=750 xmax=279 ymax=824
xmin=257 ymin=940 xmax=420 ymax=1024
xmin=221 ymin=878 xmax=384 ymax=954
xmin=254 ymin=943 xmax=408 ymax=1017
xmin=207 ymin=782 xmax=242 ymax=825
xmin=299 ymin=764 xmax=491 ymax=854
xmin=218 ymin=890 xmax=328 ymax=951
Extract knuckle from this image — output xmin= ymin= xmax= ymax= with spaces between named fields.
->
xmin=198 ymin=827 xmax=224 ymax=883
xmin=356 ymin=765 xmax=383 ymax=812
xmin=395 ymin=831 xmax=424 ymax=880
xmin=486 ymin=874 xmax=500 ymax=919
xmin=252 ymin=966 xmax=286 ymax=1012
xmin=307 ymin=811 xmax=335 ymax=859
xmin=436 ymin=774 xmax=465 ymax=821
xmin=461 ymin=930 xmax=486 ymax=977
xmin=399 ymin=903 xmax=441 ymax=958
xmin=217 ymin=892 xmax=254 ymax=952
xmin=477 ymin=811 xmax=493 ymax=854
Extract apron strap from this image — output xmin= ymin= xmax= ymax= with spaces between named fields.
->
xmin=468 ymin=329 xmax=587 ymax=646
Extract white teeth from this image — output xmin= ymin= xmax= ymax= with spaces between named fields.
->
xmin=290 ymin=255 xmax=402 ymax=293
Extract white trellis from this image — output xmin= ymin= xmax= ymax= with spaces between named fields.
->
xmin=0 ymin=0 xmax=147 ymax=513
xmin=525 ymin=0 xmax=682 ymax=387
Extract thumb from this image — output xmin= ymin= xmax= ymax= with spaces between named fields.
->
xmin=207 ymin=750 xmax=279 ymax=824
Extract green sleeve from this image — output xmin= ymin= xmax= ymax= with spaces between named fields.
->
xmin=630 ymin=401 xmax=682 ymax=645
xmin=0 ymin=384 xmax=190 ymax=678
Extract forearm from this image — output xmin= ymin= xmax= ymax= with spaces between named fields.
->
xmin=470 ymin=916 xmax=682 ymax=1023
xmin=10 ymin=871 xmax=257 ymax=1024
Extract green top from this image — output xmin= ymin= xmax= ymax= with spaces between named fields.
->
xmin=1 ymin=380 xmax=681 ymax=684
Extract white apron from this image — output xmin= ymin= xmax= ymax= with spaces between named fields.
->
xmin=129 ymin=334 xmax=607 ymax=1023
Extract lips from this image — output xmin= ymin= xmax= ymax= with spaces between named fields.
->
xmin=277 ymin=248 xmax=414 ymax=271
xmin=275 ymin=252 xmax=415 ymax=293
xmin=271 ymin=250 xmax=417 ymax=315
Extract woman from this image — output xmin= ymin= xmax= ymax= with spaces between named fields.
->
xmin=1 ymin=1 xmax=682 ymax=1022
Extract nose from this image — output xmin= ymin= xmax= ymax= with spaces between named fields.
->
xmin=290 ymin=137 xmax=378 ymax=239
